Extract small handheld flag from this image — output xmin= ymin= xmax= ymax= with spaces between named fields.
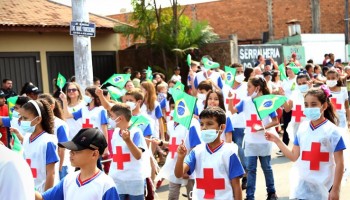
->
xmin=7 ymin=96 xmax=18 ymax=119
xmin=11 ymin=133 xmax=23 ymax=154
xmin=169 ymin=81 xmax=185 ymax=95
xmin=187 ymin=54 xmax=192 ymax=67
xmin=102 ymin=74 xmax=131 ymax=89
xmin=129 ymin=115 xmax=150 ymax=130
xmin=278 ymin=64 xmax=287 ymax=81
xmin=172 ymin=90 xmax=197 ymax=129
xmin=106 ymin=86 xmax=125 ymax=101
xmin=224 ymin=66 xmax=237 ymax=87
xmin=56 ymin=73 xmax=66 ymax=90
xmin=253 ymin=94 xmax=287 ymax=120
xmin=202 ymin=57 xmax=220 ymax=70
xmin=146 ymin=66 xmax=153 ymax=81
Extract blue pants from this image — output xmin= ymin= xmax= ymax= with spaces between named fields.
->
xmin=232 ymin=128 xmax=246 ymax=170
xmin=245 ymin=156 xmax=276 ymax=200
xmin=119 ymin=194 xmax=144 ymax=200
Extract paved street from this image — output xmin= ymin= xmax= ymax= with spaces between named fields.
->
xmin=156 ymin=146 xmax=350 ymax=200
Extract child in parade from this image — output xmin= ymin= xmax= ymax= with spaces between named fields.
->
xmin=175 ymin=106 xmax=244 ymax=200
xmin=228 ymin=76 xmax=279 ymax=200
xmin=35 ymin=128 xmax=119 ymax=200
xmin=265 ymin=86 xmax=346 ymax=199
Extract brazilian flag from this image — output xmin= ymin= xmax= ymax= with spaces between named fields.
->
xmin=278 ymin=63 xmax=287 ymax=81
xmin=146 ymin=66 xmax=153 ymax=81
xmin=187 ymin=54 xmax=191 ymax=67
xmin=129 ymin=115 xmax=150 ymax=129
xmin=7 ymin=96 xmax=18 ymax=119
xmin=103 ymin=74 xmax=131 ymax=89
xmin=253 ymin=94 xmax=287 ymax=119
xmin=106 ymin=86 xmax=125 ymax=101
xmin=56 ymin=73 xmax=66 ymax=90
xmin=169 ymin=81 xmax=184 ymax=95
xmin=224 ymin=66 xmax=236 ymax=87
xmin=172 ymin=90 xmax=197 ymax=129
xmin=202 ymin=57 xmax=220 ymax=70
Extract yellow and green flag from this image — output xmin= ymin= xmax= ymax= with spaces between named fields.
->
xmin=202 ymin=57 xmax=220 ymax=70
xmin=106 ymin=86 xmax=125 ymax=101
xmin=146 ymin=66 xmax=153 ymax=81
xmin=103 ymin=74 xmax=131 ymax=89
xmin=187 ymin=54 xmax=192 ymax=67
xmin=224 ymin=66 xmax=236 ymax=87
xmin=7 ymin=95 xmax=18 ymax=119
xmin=11 ymin=133 xmax=23 ymax=154
xmin=172 ymin=90 xmax=197 ymax=129
xmin=56 ymin=73 xmax=66 ymax=90
xmin=169 ymin=81 xmax=185 ymax=95
xmin=288 ymin=62 xmax=300 ymax=75
xmin=129 ymin=115 xmax=150 ymax=129
xmin=253 ymin=94 xmax=287 ymax=120
xmin=278 ymin=64 xmax=287 ymax=81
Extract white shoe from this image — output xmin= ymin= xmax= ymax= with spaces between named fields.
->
xmin=276 ymin=151 xmax=284 ymax=157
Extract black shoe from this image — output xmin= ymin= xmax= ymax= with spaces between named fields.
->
xmin=241 ymin=177 xmax=247 ymax=190
xmin=266 ymin=193 xmax=278 ymax=200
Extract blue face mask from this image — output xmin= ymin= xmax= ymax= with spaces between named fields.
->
xmin=298 ymin=84 xmax=309 ymax=93
xmin=84 ymin=95 xmax=92 ymax=104
xmin=20 ymin=117 xmax=38 ymax=133
xmin=12 ymin=110 xmax=20 ymax=118
xmin=303 ymin=108 xmax=321 ymax=121
xmin=201 ymin=129 xmax=220 ymax=143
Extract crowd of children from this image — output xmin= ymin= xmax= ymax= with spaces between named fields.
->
xmin=0 ymin=53 xmax=349 ymax=200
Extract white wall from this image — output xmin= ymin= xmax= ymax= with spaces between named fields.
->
xmin=301 ymin=34 xmax=345 ymax=64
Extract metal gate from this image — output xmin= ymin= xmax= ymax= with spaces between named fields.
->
xmin=47 ymin=51 xmax=117 ymax=92
xmin=0 ymin=52 xmax=42 ymax=94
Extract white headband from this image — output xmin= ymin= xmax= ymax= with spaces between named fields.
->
xmin=28 ymin=100 xmax=42 ymax=117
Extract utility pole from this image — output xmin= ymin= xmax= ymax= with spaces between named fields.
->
xmin=71 ymin=0 xmax=93 ymax=91
xmin=345 ymin=0 xmax=349 ymax=44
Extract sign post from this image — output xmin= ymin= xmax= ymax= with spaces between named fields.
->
xmin=238 ymin=44 xmax=283 ymax=68
xmin=71 ymin=0 xmax=93 ymax=91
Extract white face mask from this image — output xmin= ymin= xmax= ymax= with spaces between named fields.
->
xmin=326 ymin=80 xmax=337 ymax=88
xmin=249 ymin=89 xmax=259 ymax=98
xmin=109 ymin=118 xmax=117 ymax=129
xmin=197 ymin=93 xmax=207 ymax=100
xmin=12 ymin=110 xmax=20 ymax=118
xmin=125 ymin=101 xmax=136 ymax=111
xmin=235 ymin=74 xmax=245 ymax=83
xmin=83 ymin=95 xmax=92 ymax=104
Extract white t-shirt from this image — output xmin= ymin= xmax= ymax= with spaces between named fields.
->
xmin=0 ymin=145 xmax=35 ymax=200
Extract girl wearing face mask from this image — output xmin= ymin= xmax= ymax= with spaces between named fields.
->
xmin=193 ymin=80 xmax=212 ymax=117
xmin=21 ymin=99 xmax=59 ymax=192
xmin=265 ymin=87 xmax=345 ymax=200
xmin=281 ymin=74 xmax=311 ymax=156
xmin=60 ymin=86 xmax=109 ymax=157
xmin=228 ymin=76 xmax=279 ymax=200
xmin=38 ymin=94 xmax=70 ymax=180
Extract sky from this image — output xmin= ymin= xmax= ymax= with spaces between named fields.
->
xmin=52 ymin=0 xmax=219 ymax=16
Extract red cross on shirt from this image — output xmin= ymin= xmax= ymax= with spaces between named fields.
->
xmin=226 ymin=93 xmax=240 ymax=106
xmin=168 ymin=137 xmax=179 ymax=159
xmin=330 ymin=98 xmax=342 ymax=110
xmin=112 ymin=146 xmax=131 ymax=170
xmin=26 ymin=159 xmax=37 ymax=178
xmin=292 ymin=105 xmax=305 ymax=123
xmin=196 ymin=168 xmax=225 ymax=199
xmin=246 ymin=114 xmax=262 ymax=133
xmin=82 ymin=119 xmax=93 ymax=128
xmin=301 ymin=142 xmax=329 ymax=170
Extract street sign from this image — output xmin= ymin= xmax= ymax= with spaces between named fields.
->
xmin=70 ymin=21 xmax=96 ymax=37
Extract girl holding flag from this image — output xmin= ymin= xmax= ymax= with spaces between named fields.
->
xmin=265 ymin=86 xmax=346 ymax=199
xmin=65 ymin=82 xmax=84 ymax=140
xmin=60 ymin=86 xmax=109 ymax=157
xmin=228 ymin=76 xmax=279 ymax=200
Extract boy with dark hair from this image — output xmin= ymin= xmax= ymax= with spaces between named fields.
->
xmin=175 ymin=107 xmax=244 ymax=200
xmin=194 ymin=80 xmax=213 ymax=116
xmin=35 ymin=128 xmax=119 ymax=200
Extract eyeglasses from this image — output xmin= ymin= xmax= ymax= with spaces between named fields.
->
xmin=67 ymin=88 xmax=78 ymax=93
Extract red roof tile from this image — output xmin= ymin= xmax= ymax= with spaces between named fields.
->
xmin=0 ymin=0 xmax=125 ymax=29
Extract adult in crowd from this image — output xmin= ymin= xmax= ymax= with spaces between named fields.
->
xmin=1 ymin=78 xmax=17 ymax=99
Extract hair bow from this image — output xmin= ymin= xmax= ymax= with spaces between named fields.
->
xmin=320 ymin=84 xmax=331 ymax=98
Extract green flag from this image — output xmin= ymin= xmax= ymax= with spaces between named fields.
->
xmin=187 ymin=54 xmax=192 ymax=67
xmin=129 ymin=115 xmax=150 ymax=129
xmin=202 ymin=57 xmax=220 ymax=70
xmin=169 ymin=81 xmax=184 ymax=95
xmin=146 ymin=66 xmax=153 ymax=81
xmin=56 ymin=73 xmax=66 ymax=90
xmin=7 ymin=96 xmax=18 ymax=119
xmin=106 ymin=86 xmax=125 ymax=101
xmin=278 ymin=64 xmax=287 ymax=81
xmin=103 ymin=74 xmax=131 ymax=89
xmin=253 ymin=94 xmax=287 ymax=120
xmin=11 ymin=133 xmax=23 ymax=154
xmin=172 ymin=90 xmax=197 ymax=129
xmin=224 ymin=66 xmax=237 ymax=87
